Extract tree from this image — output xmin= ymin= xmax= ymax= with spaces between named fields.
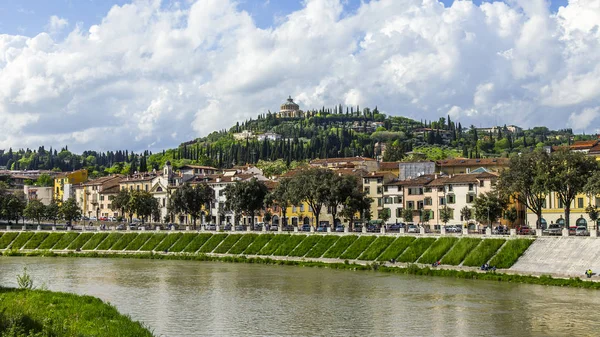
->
xmin=171 ymin=183 xmax=215 ymax=228
xmin=402 ymin=207 xmax=414 ymax=223
xmin=45 ymin=200 xmax=60 ymax=225
xmin=586 ymin=204 xmax=599 ymax=229
xmin=35 ymin=174 xmax=54 ymax=187
xmin=130 ymin=191 xmax=157 ymax=224
xmin=547 ymin=149 xmax=598 ymax=228
xmin=504 ymin=206 xmax=518 ymax=227
xmin=325 ymin=174 xmax=358 ymax=227
xmin=473 ymin=191 xmax=508 ymax=226
xmin=2 ymin=192 xmax=26 ymax=225
xmin=266 ymin=178 xmax=293 ymax=227
xmin=379 ymin=208 xmax=391 ymax=224
xmin=110 ymin=190 xmax=131 ymax=219
xmin=460 ymin=206 xmax=472 ymax=223
xmin=421 ymin=209 xmax=430 ymax=224
xmin=224 ymin=178 xmax=267 ymax=228
xmin=290 ymin=168 xmax=334 ymax=228
xmin=340 ymin=189 xmax=372 ymax=231
xmin=497 ymin=150 xmax=549 ymax=229
xmin=263 ymin=211 xmax=272 ymax=224
xmin=439 ymin=206 xmax=453 ymax=225
xmin=59 ymin=197 xmax=81 ymax=226
xmin=24 ymin=200 xmax=45 ymax=224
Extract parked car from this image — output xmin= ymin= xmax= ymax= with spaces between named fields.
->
xmin=206 ymin=224 xmax=217 ymax=231
xmin=269 ymin=224 xmax=278 ymax=231
xmin=132 ymin=218 xmax=141 ymax=223
xmin=235 ymin=225 xmax=244 ymax=231
xmin=301 ymin=224 xmax=311 ymax=232
xmin=282 ymin=225 xmax=294 ymax=231
xmin=518 ymin=226 xmax=532 ymax=235
xmin=446 ymin=225 xmax=461 ymax=233
xmin=253 ymin=223 xmax=264 ymax=231
xmin=223 ymin=224 xmax=232 ymax=231
xmin=388 ymin=223 xmax=403 ymax=231
xmin=116 ymin=224 xmax=125 ymax=230
xmin=89 ymin=216 xmax=98 ymax=221
xmin=82 ymin=216 xmax=90 ymax=221
xmin=137 ymin=224 xmax=149 ymax=230
xmin=353 ymin=225 xmax=363 ymax=232
xmin=335 ymin=225 xmax=345 ymax=232
xmin=543 ymin=224 xmax=562 ymax=236
xmin=493 ymin=226 xmax=508 ymax=235
xmin=108 ymin=217 xmax=117 ymax=222
xmin=128 ymin=224 xmax=137 ymax=230
xmin=367 ymin=225 xmax=378 ymax=233
xmin=407 ymin=224 xmax=418 ymax=233
xmin=576 ymin=226 xmax=589 ymax=236
xmin=316 ymin=225 xmax=328 ymax=232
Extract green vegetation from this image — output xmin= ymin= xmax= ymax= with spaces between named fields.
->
xmin=358 ymin=237 xmax=395 ymax=261
xmin=154 ymin=233 xmax=183 ymax=252
xmin=110 ymin=233 xmax=139 ymax=251
xmin=418 ymin=237 xmax=458 ymax=264
xmin=306 ymin=236 xmax=340 ymax=258
xmin=273 ymin=235 xmax=306 ymax=256
xmin=323 ymin=236 xmax=357 ymax=258
xmin=0 ymin=288 xmax=153 ymax=337
xmin=67 ymin=233 xmax=94 ymax=250
xmin=289 ymin=235 xmax=321 ymax=257
xmin=243 ymin=234 xmax=274 ymax=255
xmin=51 ymin=232 xmax=79 ymax=250
xmin=339 ymin=236 xmax=376 ymax=260
xmin=440 ymin=238 xmax=482 ymax=265
xmin=96 ymin=233 xmax=123 ymax=250
xmin=197 ymin=234 xmax=228 ymax=253
xmin=168 ymin=233 xmax=197 ymax=252
xmin=9 ymin=232 xmax=34 ymax=249
xmin=22 ymin=233 xmax=49 ymax=250
xmin=489 ymin=239 xmax=534 ymax=268
xmin=227 ymin=234 xmax=257 ymax=254
xmin=376 ymin=237 xmax=416 ymax=261
xmin=182 ymin=234 xmax=212 ymax=253
xmin=124 ymin=233 xmax=153 ymax=251
xmin=81 ymin=233 xmax=109 ymax=250
xmin=0 ymin=233 xmax=19 ymax=249
xmin=139 ymin=234 xmax=167 ymax=251
xmin=213 ymin=234 xmax=242 ymax=254
xmin=37 ymin=233 xmax=64 ymax=250
xmin=397 ymin=238 xmax=436 ymax=263
xmin=258 ymin=235 xmax=291 ymax=255
xmin=462 ymin=239 xmax=506 ymax=267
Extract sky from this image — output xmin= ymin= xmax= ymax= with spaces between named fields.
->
xmin=0 ymin=0 xmax=596 ymax=153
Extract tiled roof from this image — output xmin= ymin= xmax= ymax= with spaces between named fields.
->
xmin=436 ymin=158 xmax=509 ymax=167
xmin=310 ymin=156 xmax=376 ymax=164
xmin=99 ymin=185 xmax=120 ymax=194
xmin=119 ymin=173 xmax=156 ymax=182
xmin=82 ymin=175 xmax=121 ymax=186
xmin=379 ymin=162 xmax=400 ymax=170
xmin=570 ymin=140 xmax=598 ymax=150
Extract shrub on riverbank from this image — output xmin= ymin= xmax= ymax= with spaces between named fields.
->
xmin=227 ymin=234 xmax=257 ymax=254
xmin=339 ymin=236 xmax=376 ymax=260
xmin=462 ymin=239 xmax=506 ymax=267
xmin=154 ymin=233 xmax=184 ymax=252
xmin=440 ymin=238 xmax=481 ymax=265
xmin=305 ymin=236 xmax=340 ymax=258
xmin=273 ymin=235 xmax=306 ymax=256
xmin=0 ymin=288 xmax=153 ymax=337
xmin=288 ymin=235 xmax=321 ymax=257
xmin=418 ymin=237 xmax=458 ymax=264
xmin=36 ymin=233 xmax=64 ymax=250
xmin=9 ymin=232 xmax=34 ymax=250
xmin=358 ymin=237 xmax=395 ymax=261
xmin=488 ymin=239 xmax=534 ymax=268
xmin=397 ymin=238 xmax=436 ymax=263
xmin=376 ymin=237 xmax=416 ymax=261
xmin=22 ymin=232 xmax=49 ymax=250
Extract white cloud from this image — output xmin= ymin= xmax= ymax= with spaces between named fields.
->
xmin=1 ymin=0 xmax=600 ymax=152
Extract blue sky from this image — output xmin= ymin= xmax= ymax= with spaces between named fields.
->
xmin=0 ymin=0 xmax=569 ymax=37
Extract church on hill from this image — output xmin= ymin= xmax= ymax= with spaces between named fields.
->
xmin=277 ymin=96 xmax=304 ymax=118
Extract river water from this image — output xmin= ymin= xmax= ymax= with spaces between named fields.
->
xmin=0 ymin=257 xmax=598 ymax=337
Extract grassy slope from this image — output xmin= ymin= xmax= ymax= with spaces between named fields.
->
xmin=376 ymin=237 xmax=416 ymax=261
xmin=488 ymin=239 xmax=534 ymax=268
xmin=168 ymin=233 xmax=198 ymax=252
xmin=305 ymin=236 xmax=340 ymax=258
xmin=440 ymin=238 xmax=482 ymax=265
xmin=227 ymin=234 xmax=258 ymax=254
xmin=67 ymin=233 xmax=95 ymax=250
xmin=22 ymin=233 xmax=49 ymax=250
xmin=339 ymin=236 xmax=376 ymax=260
xmin=182 ymin=234 xmax=213 ymax=253
xmin=9 ymin=232 xmax=35 ymax=249
xmin=397 ymin=238 xmax=436 ymax=263
xmin=154 ymin=233 xmax=184 ymax=252
xmin=273 ymin=235 xmax=306 ymax=256
xmin=213 ymin=234 xmax=242 ymax=254
xmin=462 ymin=239 xmax=506 ymax=267
xmin=358 ymin=237 xmax=395 ymax=261
xmin=418 ymin=237 xmax=459 ymax=264
xmin=289 ymin=235 xmax=322 ymax=257
xmin=37 ymin=233 xmax=65 ymax=250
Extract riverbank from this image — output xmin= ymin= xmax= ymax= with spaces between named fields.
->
xmin=2 ymin=249 xmax=599 ymax=290
xmin=0 ymin=287 xmax=153 ymax=336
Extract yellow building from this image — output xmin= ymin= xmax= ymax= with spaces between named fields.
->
xmin=525 ymin=192 xmax=598 ymax=229
xmin=54 ymin=169 xmax=88 ymax=202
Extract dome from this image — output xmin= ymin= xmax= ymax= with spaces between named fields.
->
xmin=280 ymin=96 xmax=299 ymax=110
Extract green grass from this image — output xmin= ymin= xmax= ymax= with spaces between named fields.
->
xmin=67 ymin=233 xmax=95 ymax=250
xmin=258 ymin=235 xmax=292 ymax=255
xmin=376 ymin=237 xmax=416 ymax=261
xmin=243 ymin=234 xmax=274 ymax=255
xmin=0 ymin=288 xmax=153 ymax=337
xmin=213 ymin=234 xmax=242 ymax=254
xmin=397 ymin=238 xmax=437 ymax=263
xmin=227 ymin=234 xmax=258 ymax=254
xmin=0 ymin=233 xmax=19 ymax=249
xmin=198 ymin=234 xmax=228 ymax=253
xmin=305 ymin=236 xmax=340 ymax=258
xmin=440 ymin=238 xmax=482 ymax=265
xmin=50 ymin=233 xmax=80 ymax=250
xmin=139 ymin=234 xmax=167 ymax=251
xmin=488 ymin=239 xmax=534 ymax=268
xmin=339 ymin=236 xmax=376 ymax=260
xmin=37 ymin=233 xmax=64 ymax=250
xmin=9 ymin=232 xmax=35 ymax=249
xmin=323 ymin=236 xmax=358 ymax=258
xmin=289 ymin=235 xmax=322 ymax=257
xmin=96 ymin=233 xmax=123 ymax=250
xmin=81 ymin=233 xmax=109 ymax=250
xmin=154 ymin=233 xmax=183 ymax=252
xmin=182 ymin=234 xmax=213 ymax=253
xmin=462 ymin=239 xmax=506 ymax=267
xmin=168 ymin=233 xmax=198 ymax=252
xmin=124 ymin=233 xmax=153 ymax=251
xmin=273 ymin=235 xmax=306 ymax=256
xmin=110 ymin=233 xmax=139 ymax=251
xmin=358 ymin=237 xmax=395 ymax=261
xmin=22 ymin=233 xmax=49 ymax=250
xmin=418 ymin=237 xmax=459 ymax=264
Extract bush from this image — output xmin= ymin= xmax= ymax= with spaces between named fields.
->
xmin=124 ymin=233 xmax=153 ymax=251
xmin=418 ymin=237 xmax=459 ymax=264
xmin=154 ymin=233 xmax=184 ymax=252
xmin=198 ymin=234 xmax=228 ymax=253
xmin=37 ymin=233 xmax=64 ymax=250
xmin=358 ymin=237 xmax=395 ymax=261
xmin=23 ymin=233 xmax=49 ymax=250
xmin=305 ymin=236 xmax=340 ymax=258
xmin=339 ymin=236 xmax=376 ymax=260
xmin=182 ymin=234 xmax=213 ymax=253
xmin=397 ymin=238 xmax=436 ymax=263
xmin=462 ymin=239 xmax=506 ymax=267
xmin=9 ymin=232 xmax=35 ymax=250
xmin=440 ymin=238 xmax=481 ymax=265
xmin=96 ymin=233 xmax=123 ymax=250
xmin=242 ymin=234 xmax=274 ymax=255
xmin=52 ymin=233 xmax=80 ymax=250
xmin=273 ymin=235 xmax=306 ymax=256
xmin=288 ymin=235 xmax=322 ymax=257
xmin=82 ymin=233 xmax=110 ymax=250
xmin=258 ymin=235 xmax=292 ymax=255
xmin=169 ymin=233 xmax=198 ymax=252
xmin=110 ymin=234 xmax=139 ymax=251
xmin=376 ymin=237 xmax=416 ymax=261
xmin=488 ymin=239 xmax=534 ymax=268
xmin=213 ymin=234 xmax=242 ymax=254
xmin=67 ymin=233 xmax=95 ymax=250
xmin=227 ymin=234 xmax=258 ymax=254
xmin=0 ymin=232 xmax=19 ymax=249
xmin=139 ymin=234 xmax=167 ymax=251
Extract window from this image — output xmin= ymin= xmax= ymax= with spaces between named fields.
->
xmin=479 ymin=180 xmax=485 ymax=187
xmin=136 ymin=186 xmax=140 ymax=191
xmin=407 ymin=201 xmax=414 ymax=209
xmin=467 ymin=194 xmax=475 ymax=203
xmin=439 ymin=197 xmax=446 ymax=205
xmin=300 ymin=205 xmax=305 ymax=212
xmin=417 ymin=201 xmax=424 ymax=209
xmin=447 ymin=195 xmax=455 ymax=204
xmin=100 ymin=195 xmax=104 ymax=201
xmin=424 ymin=198 xmax=432 ymax=206
xmin=429 ymin=211 xmax=434 ymax=219
xmin=364 ymin=187 xmax=370 ymax=193
xmin=219 ymin=190 xmax=224 ymax=196
xmin=292 ymin=206 xmax=297 ymax=213
xmin=542 ymin=199 xmax=547 ymax=208
xmin=363 ymin=178 xmax=369 ymax=184
xmin=558 ymin=199 xmax=564 ymax=208
xmin=377 ymin=187 xmax=383 ymax=194
xmin=424 ymin=187 xmax=432 ymax=193
xmin=394 ymin=196 xmax=403 ymax=204
xmin=162 ymin=199 xmax=165 ymax=207
xmin=578 ymin=198 xmax=584 ymax=208
xmin=396 ymin=208 xmax=402 ymax=217
xmin=448 ymin=185 xmax=453 ymax=192
xmin=468 ymin=184 xmax=474 ymax=191
xmin=377 ymin=178 xmax=383 ymax=184
xmin=378 ymin=198 xmax=382 ymax=207
xmin=384 ymin=186 xmax=388 ymax=192
xmin=145 ymin=185 xmax=149 ymax=192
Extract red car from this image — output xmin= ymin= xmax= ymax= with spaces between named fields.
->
xmin=99 ymin=216 xmax=108 ymax=221
xmin=518 ymin=226 xmax=532 ymax=235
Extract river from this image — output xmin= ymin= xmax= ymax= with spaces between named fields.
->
xmin=0 ymin=257 xmax=598 ymax=336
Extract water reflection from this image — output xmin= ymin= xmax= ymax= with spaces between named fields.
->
xmin=0 ymin=257 xmax=598 ymax=337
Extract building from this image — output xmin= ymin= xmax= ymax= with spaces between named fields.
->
xmin=54 ymin=169 xmax=88 ymax=202
xmin=398 ymin=161 xmax=435 ymax=181
xmin=310 ymin=157 xmax=379 ymax=172
xmin=277 ymin=96 xmax=304 ymax=118
xmin=233 ymin=130 xmax=254 ymax=140
xmin=80 ymin=175 xmax=122 ymax=220
xmin=178 ymin=165 xmax=218 ymax=176
xmin=526 ymin=192 xmax=599 ymax=229
xmin=362 ymin=171 xmax=397 ymax=221
xmin=436 ymin=158 xmax=509 ymax=175
xmin=257 ymin=132 xmax=282 ymax=142
xmin=23 ymin=185 xmax=54 ymax=205
xmin=382 ymin=182 xmax=404 ymax=223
